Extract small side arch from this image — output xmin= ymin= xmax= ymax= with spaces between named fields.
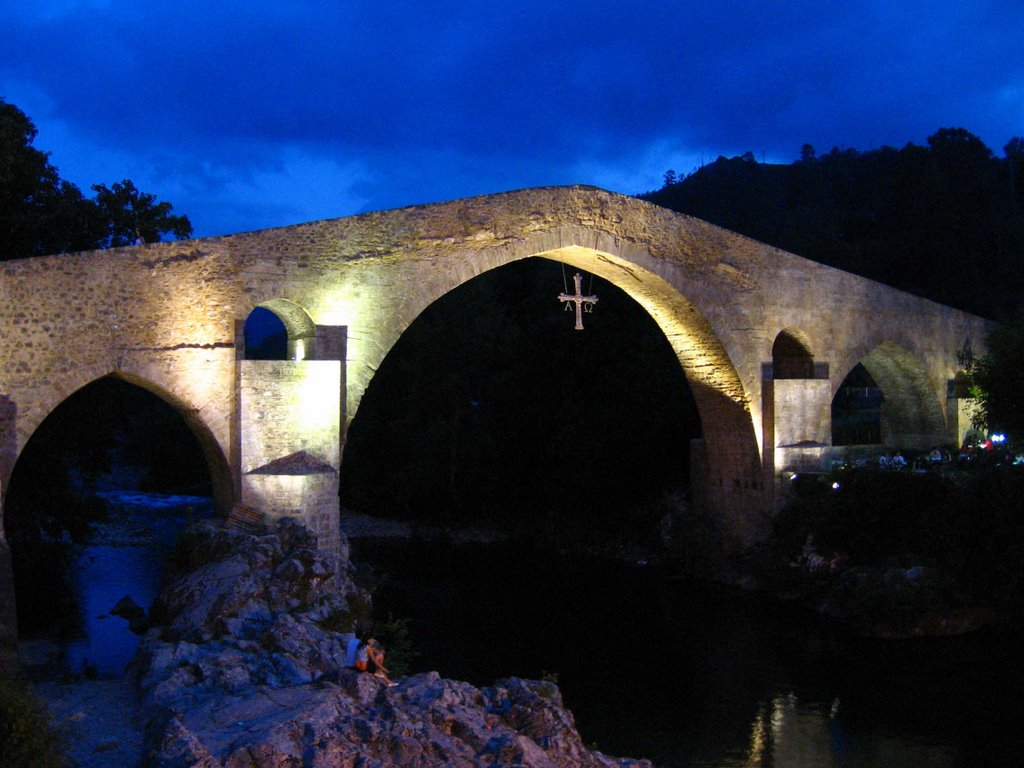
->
xmin=772 ymin=329 xmax=816 ymax=379
xmin=4 ymin=372 xmax=234 ymax=525
xmin=836 ymin=342 xmax=947 ymax=450
xmin=109 ymin=372 xmax=234 ymax=513
xmin=244 ymin=299 xmax=318 ymax=361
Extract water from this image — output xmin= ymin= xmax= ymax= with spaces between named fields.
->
xmin=58 ymin=491 xmax=211 ymax=676
xmin=356 ymin=537 xmax=1024 ymax=768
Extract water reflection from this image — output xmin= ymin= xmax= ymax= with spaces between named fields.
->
xmin=60 ymin=491 xmax=211 ymax=676
xmin=358 ymin=537 xmax=1021 ymax=768
xmin=742 ymin=694 xmax=846 ymax=768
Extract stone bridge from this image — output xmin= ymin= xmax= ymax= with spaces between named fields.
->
xmin=0 ymin=186 xmax=991 ymax=654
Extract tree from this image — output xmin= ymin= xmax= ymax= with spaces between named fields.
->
xmin=0 ymin=98 xmax=96 ymax=257
xmin=0 ymin=98 xmax=192 ymax=258
xmin=640 ymin=127 xmax=1024 ymax=320
xmin=969 ymin=308 xmax=1024 ymax=439
xmin=1006 ymin=137 xmax=1024 ymax=198
xmin=91 ymin=179 xmax=192 ymax=248
xmin=926 ymin=126 xmax=993 ymax=163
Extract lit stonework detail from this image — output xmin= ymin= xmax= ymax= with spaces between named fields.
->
xmin=0 ymin=186 xmax=994 ymax=559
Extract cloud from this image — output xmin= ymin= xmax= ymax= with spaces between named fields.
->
xmin=3 ymin=1 xmax=1023 ymax=237
xmin=206 ymin=148 xmax=374 ymax=235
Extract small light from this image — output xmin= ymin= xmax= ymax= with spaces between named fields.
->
xmin=992 ymin=433 xmax=1007 ymax=443
xmin=832 ymin=481 xmax=840 ymax=490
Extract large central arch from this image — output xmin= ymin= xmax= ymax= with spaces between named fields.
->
xmin=337 ymin=236 xmax=766 ymax=545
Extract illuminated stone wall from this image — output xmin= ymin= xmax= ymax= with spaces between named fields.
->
xmin=239 ymin=360 xmax=342 ymax=554
xmin=773 ymin=379 xmax=833 ymax=472
xmin=0 ymin=185 xmax=995 ymax=648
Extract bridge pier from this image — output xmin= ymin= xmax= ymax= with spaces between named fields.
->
xmin=237 ymin=354 xmax=345 ymax=556
xmin=762 ymin=362 xmax=833 ymax=478
xmin=947 ymin=378 xmax=981 ymax=449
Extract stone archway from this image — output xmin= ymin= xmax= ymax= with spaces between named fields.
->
xmin=1 ymin=372 xmax=231 ymax=663
xmin=248 ymin=299 xmax=318 ymax=361
xmin=344 ymin=243 xmax=767 ymax=547
xmin=106 ymin=372 xmax=234 ymax=513
xmin=339 ymin=255 xmax=702 ymax=532
xmin=541 ymin=247 xmax=764 ymax=544
xmin=0 ymin=371 xmax=233 ymax=537
xmin=838 ymin=342 xmax=947 ymax=450
xmin=773 ymin=329 xmax=816 ymax=380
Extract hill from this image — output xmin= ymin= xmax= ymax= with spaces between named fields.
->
xmin=640 ymin=129 xmax=1024 ymax=320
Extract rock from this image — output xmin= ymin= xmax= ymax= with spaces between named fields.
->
xmin=134 ymin=517 xmax=650 ymax=768
xmin=111 ymin=594 xmax=149 ymax=634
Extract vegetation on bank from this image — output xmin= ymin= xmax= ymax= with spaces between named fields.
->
xmin=0 ymin=678 xmax=67 ymax=768
xmin=967 ymin=307 xmax=1024 ymax=441
xmin=744 ymin=464 xmax=1024 ymax=635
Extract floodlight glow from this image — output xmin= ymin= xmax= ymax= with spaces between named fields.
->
xmin=297 ymin=361 xmax=342 ymax=435
xmin=992 ymin=433 xmax=1007 ymax=443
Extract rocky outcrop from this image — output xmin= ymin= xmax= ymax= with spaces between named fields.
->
xmin=134 ymin=518 xmax=649 ymax=768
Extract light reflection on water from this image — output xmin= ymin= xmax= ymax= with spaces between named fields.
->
xmin=359 ymin=537 xmax=1023 ymax=768
xmin=728 ymin=693 xmax=955 ymax=768
xmin=61 ymin=491 xmax=211 ymax=676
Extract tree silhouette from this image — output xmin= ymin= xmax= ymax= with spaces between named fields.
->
xmin=969 ymin=308 xmax=1024 ymax=439
xmin=91 ymin=179 xmax=192 ymax=248
xmin=643 ymin=128 xmax=1024 ymax=320
xmin=0 ymin=99 xmax=191 ymax=259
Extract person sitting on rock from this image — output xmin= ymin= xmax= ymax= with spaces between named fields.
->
xmin=348 ymin=636 xmax=396 ymax=686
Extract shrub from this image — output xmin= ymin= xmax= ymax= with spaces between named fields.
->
xmin=374 ymin=612 xmax=418 ymax=677
xmin=772 ymin=466 xmax=1024 ymax=611
xmin=0 ymin=679 xmax=68 ymax=768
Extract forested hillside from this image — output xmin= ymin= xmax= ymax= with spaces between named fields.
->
xmin=640 ymin=129 xmax=1024 ymax=320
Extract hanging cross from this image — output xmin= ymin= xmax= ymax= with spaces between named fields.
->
xmin=558 ymin=272 xmax=598 ymax=330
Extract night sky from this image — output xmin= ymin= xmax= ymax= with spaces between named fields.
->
xmin=3 ymin=1 xmax=1022 ymax=239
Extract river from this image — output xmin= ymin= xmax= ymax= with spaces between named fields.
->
xmin=24 ymin=490 xmax=212 ymax=676
xmin=28 ymin=498 xmax=1024 ymax=767
xmin=355 ymin=536 xmax=1024 ymax=768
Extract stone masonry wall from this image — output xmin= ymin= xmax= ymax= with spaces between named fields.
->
xmin=0 ymin=185 xmax=994 ymax=543
xmin=239 ymin=360 xmax=342 ymax=554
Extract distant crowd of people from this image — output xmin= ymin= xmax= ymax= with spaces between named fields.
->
xmin=872 ymin=441 xmax=1024 ymax=472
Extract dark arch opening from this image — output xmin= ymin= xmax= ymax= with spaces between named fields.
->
xmin=772 ymin=331 xmax=814 ymax=379
xmin=244 ymin=306 xmax=289 ymax=360
xmin=832 ymin=363 xmax=883 ymax=446
xmin=340 ymin=257 xmax=701 ymax=545
xmin=4 ymin=376 xmax=213 ymax=675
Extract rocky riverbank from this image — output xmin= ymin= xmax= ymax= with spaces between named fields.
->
xmin=130 ymin=517 xmax=650 ymax=768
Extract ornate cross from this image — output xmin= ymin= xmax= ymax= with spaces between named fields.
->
xmin=558 ymin=272 xmax=598 ymax=330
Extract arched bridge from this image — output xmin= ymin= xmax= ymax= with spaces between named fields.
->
xmin=0 ymin=186 xmax=990 ymax=651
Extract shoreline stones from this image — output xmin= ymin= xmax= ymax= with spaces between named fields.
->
xmin=134 ymin=517 xmax=650 ymax=768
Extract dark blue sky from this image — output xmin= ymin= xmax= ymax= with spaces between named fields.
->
xmin=3 ymin=1 xmax=1022 ymax=238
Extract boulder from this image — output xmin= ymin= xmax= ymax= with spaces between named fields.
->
xmin=135 ymin=517 xmax=650 ymax=768
xmin=111 ymin=594 xmax=149 ymax=634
